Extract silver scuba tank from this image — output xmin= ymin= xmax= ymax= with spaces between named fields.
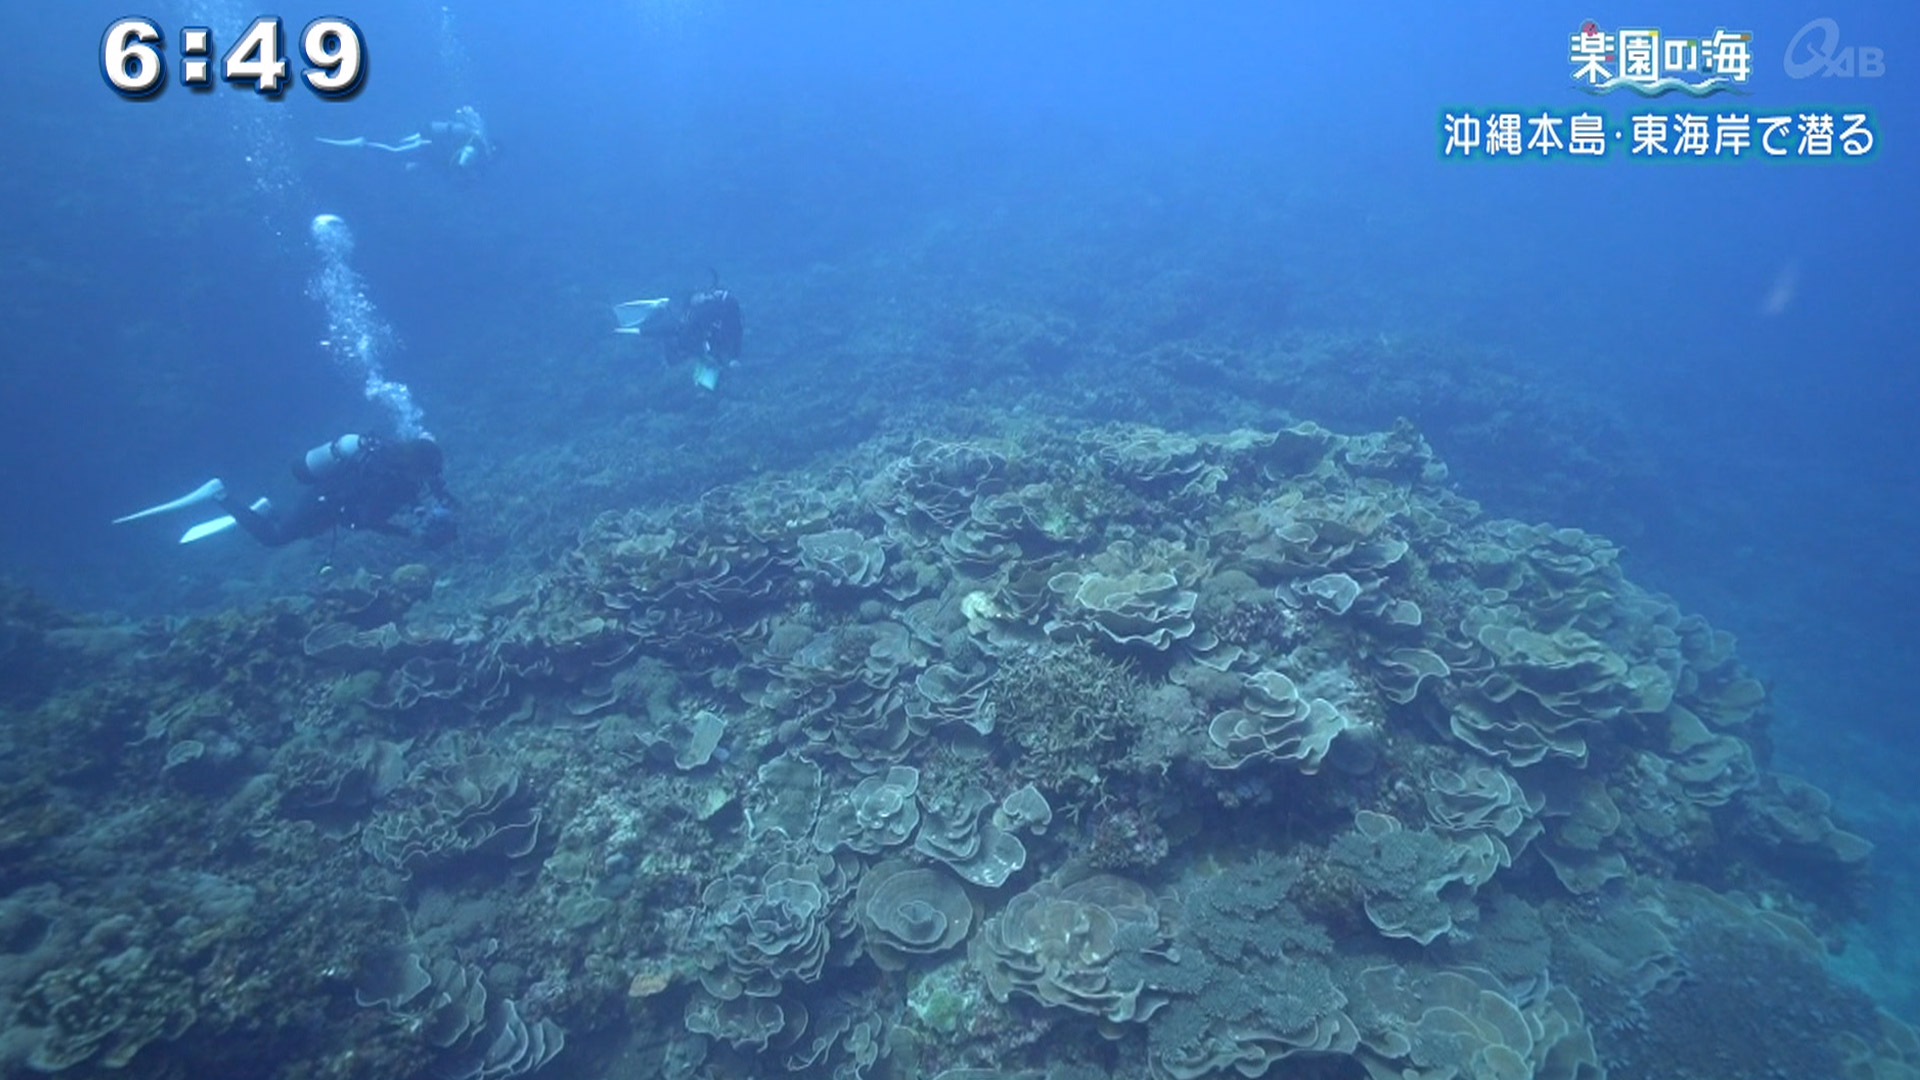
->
xmin=295 ymin=434 xmax=365 ymax=483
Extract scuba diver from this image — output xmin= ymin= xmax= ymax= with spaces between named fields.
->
xmin=612 ymin=276 xmax=743 ymax=391
xmin=315 ymin=105 xmax=495 ymax=174
xmin=114 ymin=434 xmax=458 ymax=551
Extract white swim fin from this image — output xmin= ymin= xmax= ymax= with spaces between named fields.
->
xmin=367 ymin=135 xmax=429 ymax=153
xmin=316 ymin=135 xmax=429 ymax=153
xmin=179 ymin=498 xmax=269 ymax=545
xmin=113 ymin=479 xmax=226 ymax=525
xmin=613 ymin=298 xmax=671 ymax=333
xmin=180 ymin=516 xmax=237 ymax=544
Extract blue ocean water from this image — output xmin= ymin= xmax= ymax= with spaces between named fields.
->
xmin=0 ymin=1 xmax=1914 ymax=1077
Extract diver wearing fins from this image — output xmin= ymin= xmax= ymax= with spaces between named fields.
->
xmin=114 ymin=434 xmax=458 ymax=550
xmin=612 ymin=276 xmax=743 ymax=391
xmin=315 ymin=105 xmax=495 ymax=173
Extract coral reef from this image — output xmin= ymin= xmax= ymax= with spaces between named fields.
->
xmin=0 ymin=418 xmax=1895 ymax=1080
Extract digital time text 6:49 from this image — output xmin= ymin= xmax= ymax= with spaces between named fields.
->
xmin=102 ymin=16 xmax=366 ymax=98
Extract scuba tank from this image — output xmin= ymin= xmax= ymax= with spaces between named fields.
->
xmin=295 ymin=434 xmax=367 ymax=484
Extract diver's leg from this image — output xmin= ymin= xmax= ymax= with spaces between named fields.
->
xmin=218 ymin=489 xmax=344 ymax=548
xmin=270 ymin=493 xmax=343 ymax=545
xmin=218 ymin=495 xmax=292 ymax=547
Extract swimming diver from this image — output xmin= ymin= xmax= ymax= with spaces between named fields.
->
xmin=114 ymin=434 xmax=458 ymax=550
xmin=612 ymin=276 xmax=743 ymax=391
xmin=315 ymin=105 xmax=494 ymax=173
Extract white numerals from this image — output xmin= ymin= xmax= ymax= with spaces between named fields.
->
xmin=302 ymin=18 xmax=365 ymax=96
xmin=104 ymin=16 xmax=370 ymax=98
xmin=102 ymin=17 xmax=165 ymax=97
xmin=222 ymin=17 xmax=289 ymax=94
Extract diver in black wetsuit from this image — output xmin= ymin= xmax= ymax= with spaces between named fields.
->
xmin=663 ymin=287 xmax=744 ymax=364
xmin=316 ymin=105 xmax=495 ymax=174
xmin=113 ymin=434 xmax=458 ymax=551
xmin=612 ymin=280 xmax=744 ymax=390
xmin=423 ymin=106 xmax=495 ymax=172
xmin=218 ymin=434 xmax=458 ymax=549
